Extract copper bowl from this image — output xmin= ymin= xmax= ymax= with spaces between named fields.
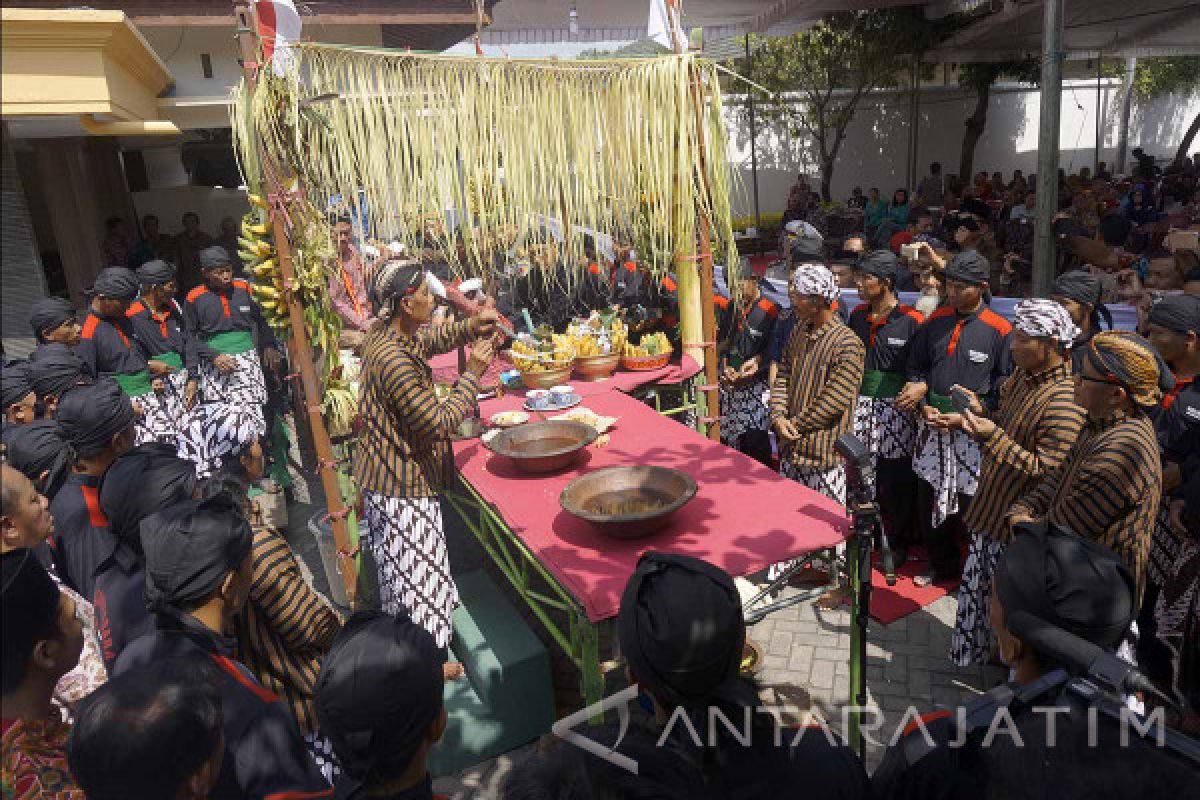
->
xmin=559 ymin=466 xmax=697 ymax=538
xmin=573 ymin=353 xmax=620 ymax=381
xmin=485 ymin=420 xmax=597 ymax=474
xmin=520 ymin=363 xmax=574 ymax=390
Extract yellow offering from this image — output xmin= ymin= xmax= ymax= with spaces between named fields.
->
xmin=622 ymin=332 xmax=672 ymax=359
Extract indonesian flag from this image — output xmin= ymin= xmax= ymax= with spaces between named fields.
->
xmin=647 ymin=0 xmax=685 ymax=52
xmin=256 ymin=0 xmax=302 ymax=76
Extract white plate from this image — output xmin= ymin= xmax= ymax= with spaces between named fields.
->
xmin=524 ymin=393 xmax=582 ymax=412
xmin=489 ymin=410 xmax=530 ymax=428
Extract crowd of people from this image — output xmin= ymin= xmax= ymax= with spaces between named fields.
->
xmin=3 ymin=169 xmax=1199 ymax=797
xmin=101 ymin=212 xmax=246 ymax=296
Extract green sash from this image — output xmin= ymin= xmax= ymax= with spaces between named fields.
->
xmin=859 ymin=370 xmax=905 ymax=399
xmin=112 ymin=370 xmax=154 ymax=398
xmin=204 ymin=330 xmax=254 ymax=355
xmin=153 ymin=351 xmax=184 ymax=371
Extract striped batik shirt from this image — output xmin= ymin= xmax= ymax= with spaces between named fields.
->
xmin=353 ymin=320 xmax=479 ymax=498
xmin=236 ymin=523 xmax=342 ymax=736
xmin=1009 ymin=409 xmax=1162 ymax=602
xmin=770 ymin=317 xmax=865 ymax=470
xmin=963 ymin=362 xmax=1085 ymax=541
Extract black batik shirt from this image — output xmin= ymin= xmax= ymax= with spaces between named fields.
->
xmin=906 ymin=305 xmax=1013 ymax=409
xmin=848 ymin=303 xmax=924 ymax=374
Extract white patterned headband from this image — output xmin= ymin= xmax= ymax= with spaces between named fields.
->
xmin=789 ymin=264 xmax=839 ymax=302
xmin=1014 ymin=298 xmax=1080 ymax=347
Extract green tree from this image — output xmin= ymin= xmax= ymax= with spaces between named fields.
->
xmin=738 ymin=9 xmax=930 ymax=201
xmin=1131 ymin=57 xmax=1200 ymax=166
xmin=956 ymin=60 xmax=1041 ymax=185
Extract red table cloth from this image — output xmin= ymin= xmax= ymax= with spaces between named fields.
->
xmin=452 ymin=390 xmax=849 ymax=623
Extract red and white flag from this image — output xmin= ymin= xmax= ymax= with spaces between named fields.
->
xmin=647 ymin=0 xmax=685 ymax=52
xmin=256 ymin=0 xmax=302 ymax=75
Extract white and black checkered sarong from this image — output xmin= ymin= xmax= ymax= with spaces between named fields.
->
xmin=200 ymin=349 xmax=267 ymax=436
xmin=133 ymin=369 xmax=191 ymax=445
xmin=913 ymin=421 xmax=980 ymax=527
xmin=853 ymin=396 xmax=917 ymax=461
xmin=304 ymin=731 xmax=340 ymax=784
xmin=719 ymin=378 xmax=770 ymax=446
xmin=362 ymin=492 xmax=459 ymax=649
xmin=950 ymin=530 xmax=1006 ymax=666
xmin=767 ymin=460 xmax=848 ymax=582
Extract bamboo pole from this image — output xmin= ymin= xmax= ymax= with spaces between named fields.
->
xmin=688 ymin=60 xmax=722 ymax=442
xmin=233 ymin=0 xmax=358 ymax=604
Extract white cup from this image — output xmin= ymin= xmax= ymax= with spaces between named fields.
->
xmin=549 ymin=385 xmax=574 ymax=404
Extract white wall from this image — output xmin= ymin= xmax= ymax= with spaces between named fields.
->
xmin=724 ymin=80 xmax=1200 ymax=217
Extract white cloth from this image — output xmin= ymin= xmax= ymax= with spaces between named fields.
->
xmin=913 ymin=420 xmax=980 ymax=527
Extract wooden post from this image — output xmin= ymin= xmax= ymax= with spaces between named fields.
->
xmin=233 ymin=0 xmax=358 ymax=604
xmin=688 ymin=60 xmax=722 ymax=442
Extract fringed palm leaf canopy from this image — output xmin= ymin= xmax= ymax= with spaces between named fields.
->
xmin=230 ymin=44 xmax=738 ymax=287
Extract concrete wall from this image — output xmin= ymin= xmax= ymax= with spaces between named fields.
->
xmin=724 ymin=80 xmax=1200 ymax=217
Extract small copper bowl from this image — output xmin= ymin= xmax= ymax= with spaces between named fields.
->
xmin=573 ymin=353 xmax=620 ymax=381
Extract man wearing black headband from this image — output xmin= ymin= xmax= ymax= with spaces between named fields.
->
xmin=184 ymin=245 xmax=282 ymax=438
xmin=2 ymin=422 xmax=70 ymax=500
xmin=1 ymin=361 xmax=36 ymax=429
xmin=315 ymin=611 xmax=447 ymax=799
xmin=848 ymin=250 xmax=925 ymax=563
xmin=1 ymin=549 xmax=86 ymax=800
xmin=48 ymin=380 xmax=135 ymax=602
xmin=900 ymin=249 xmax=1012 ymax=586
xmin=1051 ymin=269 xmax=1113 ymax=372
xmin=716 ymin=260 xmax=780 ymax=465
xmin=1143 ymin=294 xmax=1200 ymax=706
xmin=355 ymin=258 xmax=496 ymax=660
xmin=26 ymin=349 xmax=87 ymax=420
xmin=875 ymin=522 xmax=1200 ymax=800
xmin=28 ymin=297 xmax=81 ymax=352
xmin=75 ymin=266 xmax=178 ymax=445
xmin=115 ymin=495 xmax=331 ymax=799
xmin=128 ymin=260 xmax=199 ymax=429
xmin=506 ymin=552 xmax=870 ymax=799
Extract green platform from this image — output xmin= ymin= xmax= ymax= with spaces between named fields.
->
xmin=430 ymin=569 xmax=556 ymax=776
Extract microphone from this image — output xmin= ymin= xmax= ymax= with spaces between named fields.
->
xmin=1006 ymin=610 xmax=1161 ymax=699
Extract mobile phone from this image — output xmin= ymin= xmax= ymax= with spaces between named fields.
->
xmin=950 ymin=387 xmax=974 ymax=414
xmin=901 ymin=243 xmax=919 ymax=260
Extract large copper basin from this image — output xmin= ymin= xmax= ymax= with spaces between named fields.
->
xmin=485 ymin=420 xmax=596 ymax=474
xmin=559 ymin=466 xmax=697 ymax=538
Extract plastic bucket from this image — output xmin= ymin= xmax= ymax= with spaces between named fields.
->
xmin=308 ymin=511 xmax=351 ymax=608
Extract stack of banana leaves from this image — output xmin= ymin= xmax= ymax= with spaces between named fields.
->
xmin=238 ymin=195 xmax=356 ymax=437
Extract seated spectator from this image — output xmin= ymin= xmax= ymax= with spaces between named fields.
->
xmin=67 ymin=662 xmax=224 ymax=800
xmin=874 ymin=522 xmax=1199 ymax=799
xmin=315 ymin=610 xmax=446 ymax=800
xmin=1 ymin=549 xmax=85 ymax=800
xmin=1098 ymin=212 xmax=1133 ymax=248
xmin=503 ymin=553 xmax=872 ymax=800
xmin=1009 ymin=169 xmax=1029 ymax=194
xmin=847 ymin=186 xmax=867 ymax=209
xmin=114 ymin=495 xmax=331 ymax=799
xmin=1146 ymin=249 xmax=1191 ymax=291
xmin=885 ymin=188 xmax=911 ymax=228
xmin=1010 ymin=192 xmax=1037 ymax=221
xmin=864 ymin=187 xmax=886 ymax=232
xmin=1096 ymin=161 xmax=1112 ymax=182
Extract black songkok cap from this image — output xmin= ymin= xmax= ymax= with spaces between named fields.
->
xmin=28 ymin=297 xmax=77 ymax=339
xmin=91 ymin=267 xmax=140 ymax=302
xmin=316 ymin=610 xmax=443 ymax=800
xmin=1 ymin=361 xmax=33 ymax=408
xmin=198 ymin=246 xmax=232 ymax=270
xmin=1147 ymin=293 xmax=1200 ymax=335
xmin=55 ymin=379 xmax=135 ymax=457
xmin=944 ymin=249 xmax=990 ymax=286
xmin=27 ymin=348 xmax=87 ymax=400
xmin=996 ymin=522 xmax=1135 ymax=652
xmin=617 ymin=552 xmax=755 ymax=709
xmin=2 ymin=421 xmax=70 ymax=499
xmin=101 ymin=443 xmax=197 ymax=550
xmin=136 ymin=259 xmax=176 ymax=286
xmin=856 ymin=249 xmax=901 ymax=285
xmin=141 ymin=494 xmax=253 ymax=613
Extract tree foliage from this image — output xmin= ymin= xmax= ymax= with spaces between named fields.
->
xmin=956 ymin=60 xmax=1040 ymax=182
xmin=1132 ymin=56 xmax=1200 ymax=101
xmin=737 ymin=8 xmax=934 ymax=201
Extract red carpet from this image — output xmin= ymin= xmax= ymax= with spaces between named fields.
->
xmin=846 ymin=552 xmax=958 ymax=625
